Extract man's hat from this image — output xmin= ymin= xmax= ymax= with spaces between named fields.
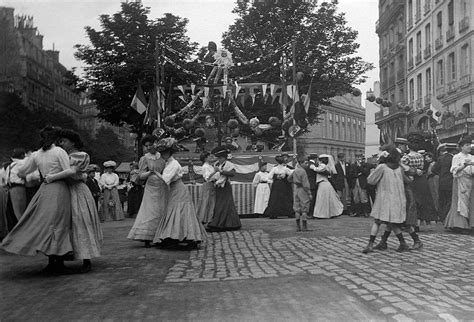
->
xmin=394 ymin=138 xmax=408 ymax=144
xmin=308 ymin=153 xmax=318 ymax=160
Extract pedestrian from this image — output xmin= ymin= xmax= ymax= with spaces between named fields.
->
xmin=263 ymin=155 xmax=294 ymax=219
xmin=444 ymin=136 xmax=474 ymax=230
xmin=288 ymin=156 xmax=312 ymax=231
xmin=45 ymin=129 xmax=103 ymax=273
xmin=362 ymin=145 xmax=410 ymax=253
xmin=425 ymin=152 xmax=439 ymax=213
xmin=85 ymin=165 xmax=101 ymax=212
xmin=306 ymin=153 xmax=318 ymax=217
xmin=334 ymin=153 xmax=351 ymax=215
xmin=207 ymin=146 xmax=242 ymax=231
xmin=100 ymin=161 xmax=124 ymax=221
xmin=1 ymin=126 xmax=73 ymax=274
xmin=311 ymin=154 xmax=343 ymax=219
xmin=128 ymin=135 xmax=168 ymax=247
xmin=252 ymin=162 xmax=271 ymax=216
xmin=5 ymin=148 xmax=28 ymax=221
xmin=0 ymin=162 xmax=11 ymax=240
xmin=126 ymin=162 xmax=143 ymax=218
xmin=195 ymin=151 xmax=217 ymax=226
xmin=432 ymin=143 xmax=454 ymax=222
xmin=153 ymin=138 xmax=205 ymax=248
xmin=348 ymin=153 xmax=371 ymax=217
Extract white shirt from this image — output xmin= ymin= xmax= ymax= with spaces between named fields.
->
xmin=450 ymin=152 xmax=474 ymax=178
xmin=339 ymin=161 xmax=346 ymax=176
xmin=162 ymin=157 xmax=183 ymax=185
xmin=100 ymin=172 xmax=119 ymax=189
xmin=252 ymin=171 xmax=271 ymax=187
xmin=202 ymin=162 xmax=218 ymax=182
xmin=6 ymin=158 xmax=26 ymax=185
xmin=268 ymin=164 xmax=293 ymax=178
xmin=18 ymin=145 xmax=70 ymax=178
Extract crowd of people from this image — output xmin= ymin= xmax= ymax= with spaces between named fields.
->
xmin=1 ymin=126 xmax=473 ymax=275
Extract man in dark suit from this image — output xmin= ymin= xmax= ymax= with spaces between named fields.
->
xmin=431 ymin=143 xmax=455 ymax=222
xmin=85 ymin=166 xmax=101 ymax=212
xmin=334 ymin=153 xmax=351 ymax=214
xmin=348 ymin=154 xmax=371 ymax=216
xmin=305 ymin=153 xmax=318 ymax=217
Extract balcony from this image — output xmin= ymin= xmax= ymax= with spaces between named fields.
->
xmin=408 ymin=18 xmax=413 ymax=30
xmin=415 ymin=54 xmax=422 ymax=65
xmin=415 ymin=11 xmax=421 ymax=23
xmin=424 ymin=1 xmax=431 ymax=15
xmin=408 ymin=59 xmax=414 ymax=70
xmin=416 ymin=98 xmax=423 ymax=109
xmin=446 ymin=25 xmax=455 ymax=42
xmin=424 ymin=94 xmax=431 ymax=107
xmin=459 ymin=16 xmax=470 ymax=33
xmin=447 ymin=81 xmax=457 ymax=94
xmin=461 ymin=74 xmax=472 ymax=88
xmin=397 ymin=69 xmax=405 ymax=81
xmin=423 ymin=47 xmax=432 ymax=59
xmin=436 ymin=86 xmax=445 ymax=98
xmin=435 ymin=36 xmax=443 ymax=50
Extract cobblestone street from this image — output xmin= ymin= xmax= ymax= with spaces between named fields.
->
xmin=1 ymin=217 xmax=473 ymax=321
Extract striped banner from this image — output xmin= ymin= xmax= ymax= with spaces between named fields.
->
xmin=186 ymin=182 xmax=255 ymax=215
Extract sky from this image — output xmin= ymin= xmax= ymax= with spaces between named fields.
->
xmin=1 ymin=0 xmax=379 ymax=103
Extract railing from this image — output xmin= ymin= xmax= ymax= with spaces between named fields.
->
xmin=447 ymin=81 xmax=457 ymax=94
xmin=460 ymin=74 xmax=472 ymax=88
xmin=423 ymin=46 xmax=431 ymax=59
xmin=424 ymin=1 xmax=431 ymax=15
xmin=415 ymin=53 xmax=422 ymax=65
xmin=435 ymin=36 xmax=443 ymax=50
xmin=424 ymin=94 xmax=431 ymax=107
xmin=436 ymin=86 xmax=445 ymax=98
xmin=408 ymin=59 xmax=414 ymax=70
xmin=459 ymin=16 xmax=470 ymax=33
xmin=446 ymin=25 xmax=455 ymax=42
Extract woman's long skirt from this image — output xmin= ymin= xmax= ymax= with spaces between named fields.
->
xmin=411 ymin=175 xmax=438 ymax=221
xmin=196 ymin=182 xmax=215 ymax=225
xmin=1 ymin=181 xmax=72 ymax=256
xmin=313 ymin=181 xmax=343 ymax=219
xmin=254 ymin=183 xmax=270 ymax=214
xmin=264 ymin=179 xmax=294 ymax=218
xmin=0 ymin=187 xmax=9 ymax=240
xmin=208 ymin=182 xmax=241 ymax=230
xmin=127 ymin=185 xmax=143 ymax=217
xmin=102 ymin=187 xmax=124 ymax=221
xmin=70 ymin=182 xmax=103 ymax=259
xmin=427 ymin=175 xmax=440 ymax=212
xmin=445 ymin=177 xmax=474 ymax=229
xmin=128 ymin=176 xmax=168 ymax=241
xmin=153 ymin=179 xmax=205 ymax=243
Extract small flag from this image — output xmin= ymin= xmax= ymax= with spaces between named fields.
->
xmin=130 ymin=83 xmax=147 ymax=114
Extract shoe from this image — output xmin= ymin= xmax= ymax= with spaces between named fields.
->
xmin=362 ymin=244 xmax=374 ymax=254
xmin=302 ymin=221 xmax=308 ymax=231
xmin=81 ymin=260 xmax=92 ymax=273
xmin=396 ymin=243 xmax=410 ymax=252
xmin=373 ymin=241 xmax=388 ymax=250
xmin=411 ymin=241 xmax=423 ymax=250
xmin=144 ymin=241 xmax=151 ymax=248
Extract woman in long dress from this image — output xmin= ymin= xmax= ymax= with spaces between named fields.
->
xmin=264 ymin=155 xmax=294 ymax=219
xmin=153 ymin=138 xmax=205 ymax=248
xmin=195 ymin=151 xmax=217 ymax=226
xmin=1 ymin=126 xmax=72 ymax=274
xmin=252 ymin=162 xmax=271 ymax=215
xmin=445 ymin=137 xmax=474 ymax=230
xmin=45 ymin=129 xmax=103 ymax=273
xmin=128 ymin=135 xmax=168 ymax=247
xmin=425 ymin=153 xmax=439 ymax=213
xmin=311 ymin=154 xmax=343 ymax=219
xmin=100 ymin=161 xmax=124 ymax=221
xmin=207 ymin=147 xmax=242 ymax=231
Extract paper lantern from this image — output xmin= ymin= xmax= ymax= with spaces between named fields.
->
xmin=164 ymin=116 xmax=175 ymax=127
xmin=427 ymin=109 xmax=433 ymax=116
xmin=367 ymin=95 xmax=376 ymax=102
xmin=194 ymin=128 xmax=205 ymax=137
xmin=269 ymin=116 xmax=282 ymax=128
xmin=183 ymin=118 xmax=194 ymax=130
xmin=227 ymin=118 xmax=239 ymax=129
xmin=404 ymin=105 xmax=411 ymax=112
xmin=375 ymin=97 xmax=383 ymax=105
xmin=296 ymin=72 xmax=304 ymax=81
xmin=435 ymin=111 xmax=441 ymax=117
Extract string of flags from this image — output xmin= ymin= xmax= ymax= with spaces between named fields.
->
xmin=162 ymin=55 xmax=206 ymax=79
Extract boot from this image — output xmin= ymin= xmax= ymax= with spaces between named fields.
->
xmin=374 ymin=230 xmax=390 ymax=250
xmin=81 ymin=259 xmax=92 ymax=273
xmin=395 ymin=233 xmax=410 ymax=252
xmin=411 ymin=240 xmax=423 ymax=250
xmin=362 ymin=242 xmax=374 ymax=254
xmin=296 ymin=219 xmax=301 ymax=232
xmin=302 ymin=220 xmax=308 ymax=231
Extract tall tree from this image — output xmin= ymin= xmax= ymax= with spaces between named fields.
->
xmin=74 ymin=2 xmax=199 ymax=130
xmin=222 ymin=0 xmax=373 ymax=123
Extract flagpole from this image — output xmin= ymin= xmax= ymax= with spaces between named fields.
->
xmin=155 ymin=37 xmax=162 ymax=128
xmin=292 ymin=39 xmax=297 ymax=163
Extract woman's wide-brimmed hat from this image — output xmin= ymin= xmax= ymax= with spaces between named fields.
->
xmin=212 ymin=146 xmax=230 ymax=158
xmin=103 ymin=160 xmax=117 ymax=168
xmin=156 ymin=137 xmax=179 ymax=153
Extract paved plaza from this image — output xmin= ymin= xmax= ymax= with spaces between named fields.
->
xmin=1 ymin=217 xmax=473 ymax=321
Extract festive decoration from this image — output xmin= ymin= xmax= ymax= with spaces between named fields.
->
xmin=435 ymin=111 xmax=441 ymax=117
xmin=182 ymin=118 xmax=194 ymax=130
xmin=367 ymin=95 xmax=376 ymax=102
xmin=227 ymin=118 xmax=239 ymax=129
xmin=164 ymin=115 xmax=175 ymax=127
xmin=375 ymin=97 xmax=383 ymax=104
xmin=351 ymin=88 xmax=362 ymax=96
xmin=194 ymin=127 xmax=205 ymax=137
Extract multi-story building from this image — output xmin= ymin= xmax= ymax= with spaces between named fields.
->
xmin=375 ymin=0 xmax=474 ymax=144
xmin=365 ymin=82 xmax=382 ymax=157
xmin=0 ymin=7 xmax=81 ymax=119
xmin=300 ymin=93 xmax=366 ymax=162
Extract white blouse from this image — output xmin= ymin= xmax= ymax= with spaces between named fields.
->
xmin=100 ymin=172 xmax=119 ymax=189
xmin=450 ymin=152 xmax=474 ymax=177
xmin=162 ymin=157 xmax=183 ymax=185
xmin=18 ymin=145 xmax=70 ymax=178
xmin=268 ymin=164 xmax=292 ymax=178
xmin=201 ymin=162 xmax=216 ymax=182
xmin=252 ymin=171 xmax=271 ymax=187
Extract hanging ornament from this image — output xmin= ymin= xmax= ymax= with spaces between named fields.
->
xmin=227 ymin=119 xmax=239 ymax=129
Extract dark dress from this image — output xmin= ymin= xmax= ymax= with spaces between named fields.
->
xmin=264 ymin=174 xmax=294 ymax=219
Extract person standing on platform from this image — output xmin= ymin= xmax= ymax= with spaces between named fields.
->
xmin=128 ymin=135 xmax=167 ymax=247
xmin=306 ymin=154 xmax=318 ymax=218
xmin=196 ymin=151 xmax=218 ymax=226
xmin=207 ymin=147 xmax=242 ymax=231
xmin=100 ymin=161 xmax=124 ymax=221
xmin=5 ymin=148 xmax=28 ymax=221
xmin=444 ymin=136 xmax=474 ymax=230
xmin=334 ymin=153 xmax=351 ymax=215
xmin=288 ymin=156 xmax=312 ymax=232
xmin=432 ymin=144 xmax=454 ymax=222
xmin=264 ymin=155 xmax=294 ymax=219
xmin=252 ymin=162 xmax=271 ymax=216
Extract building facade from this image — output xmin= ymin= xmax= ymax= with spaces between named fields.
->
xmin=375 ymin=0 xmax=474 ymax=144
xmin=0 ymin=7 xmax=81 ymax=119
xmin=365 ymin=82 xmax=382 ymax=157
xmin=300 ymin=93 xmax=366 ymax=162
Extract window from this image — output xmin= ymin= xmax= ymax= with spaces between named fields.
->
xmin=437 ymin=11 xmax=443 ymax=38
xmin=408 ymin=0 xmax=413 ymax=21
xmin=437 ymin=60 xmax=444 ymax=85
xmin=448 ymin=0 xmax=454 ymax=26
xmin=425 ymin=24 xmax=431 ymax=47
xmin=409 ymin=79 xmax=415 ymax=102
xmin=461 ymin=45 xmax=470 ymax=76
xmin=416 ymin=31 xmax=422 ymax=56
xmin=426 ymin=68 xmax=432 ymax=94
xmin=448 ymin=52 xmax=456 ymax=80
xmin=417 ymin=74 xmax=423 ymax=100
xmin=408 ymin=38 xmax=414 ymax=62
xmin=462 ymin=103 xmax=470 ymax=115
